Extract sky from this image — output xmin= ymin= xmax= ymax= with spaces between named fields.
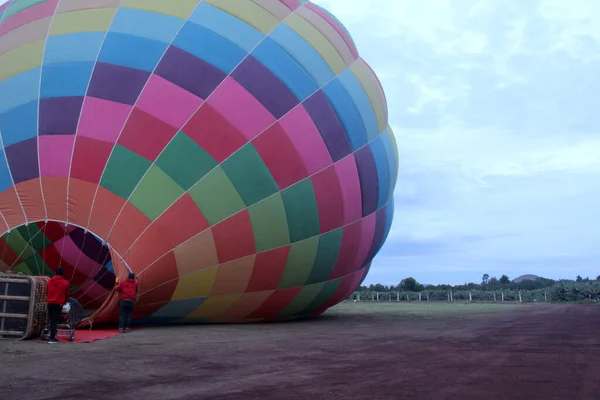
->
xmin=313 ymin=0 xmax=600 ymax=285
xmin=1 ymin=0 xmax=599 ymax=286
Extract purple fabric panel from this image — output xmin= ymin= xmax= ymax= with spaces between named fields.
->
xmin=39 ymin=96 xmax=84 ymax=135
xmin=303 ymin=90 xmax=352 ymax=162
xmin=93 ymin=266 xmax=115 ymax=290
xmin=231 ymin=56 xmax=298 ymax=119
xmin=68 ymin=229 xmax=110 ymax=263
xmin=354 ymin=146 xmax=379 ymax=217
xmin=87 ymin=62 xmax=150 ymax=105
xmin=5 ymin=138 xmax=39 ymax=183
xmin=366 ymin=206 xmax=388 ymax=265
xmin=156 ymin=46 xmax=226 ymax=99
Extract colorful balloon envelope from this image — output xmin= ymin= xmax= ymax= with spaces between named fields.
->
xmin=0 ymin=0 xmax=398 ymax=324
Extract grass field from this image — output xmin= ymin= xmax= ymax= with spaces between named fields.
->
xmin=327 ymin=300 xmax=522 ymax=318
xmin=1 ymin=302 xmax=599 ymax=400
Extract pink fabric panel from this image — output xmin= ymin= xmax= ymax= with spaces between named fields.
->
xmin=351 ymin=213 xmax=376 ymax=272
xmin=78 ymin=96 xmax=132 ymax=143
xmin=78 ymin=279 xmax=110 ymax=302
xmin=39 ymin=135 xmax=75 ymax=177
xmin=0 ymin=0 xmax=59 ymax=35
xmin=54 ymin=236 xmax=103 ymax=278
xmin=136 ymin=74 xmax=204 ymax=129
xmin=334 ymin=154 xmax=362 ymax=224
xmin=208 ymin=77 xmax=276 ymax=141
xmin=279 ymin=105 xmax=332 ymax=174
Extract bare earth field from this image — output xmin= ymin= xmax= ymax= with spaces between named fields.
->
xmin=1 ymin=302 xmax=599 ymax=400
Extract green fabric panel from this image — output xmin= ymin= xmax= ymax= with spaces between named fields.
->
xmin=101 ymin=145 xmax=152 ymax=199
xmin=278 ymin=237 xmax=319 ymax=289
xmin=24 ymin=253 xmax=53 ymax=277
xmin=5 ymin=231 xmax=35 ymax=260
xmin=23 ymin=225 xmax=52 ymax=252
xmin=248 ymin=194 xmax=290 ymax=252
xmin=281 ymin=179 xmax=320 ymax=242
xmin=156 ymin=132 xmax=218 ymax=190
xmin=12 ymin=262 xmax=32 ymax=275
xmin=188 ymin=166 xmax=245 ymax=225
xmin=5 ymin=0 xmax=47 ymax=18
xmin=276 ymin=282 xmax=325 ymax=317
xmin=129 ymin=165 xmax=186 ymax=221
xmin=297 ymin=278 xmax=342 ymax=316
xmin=305 ymin=229 xmax=343 ymax=285
xmin=221 ymin=143 xmax=279 ymax=207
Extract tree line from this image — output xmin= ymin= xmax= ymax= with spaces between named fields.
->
xmin=353 ymin=274 xmax=600 ymax=303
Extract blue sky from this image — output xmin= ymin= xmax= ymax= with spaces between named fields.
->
xmin=2 ymin=0 xmax=599 ymax=286
xmin=314 ymin=0 xmax=600 ymax=285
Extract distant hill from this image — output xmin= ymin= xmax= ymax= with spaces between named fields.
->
xmin=513 ymin=274 xmax=541 ymax=283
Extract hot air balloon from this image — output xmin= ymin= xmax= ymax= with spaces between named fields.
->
xmin=0 ymin=0 xmax=398 ymax=325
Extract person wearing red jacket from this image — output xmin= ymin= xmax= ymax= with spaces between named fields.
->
xmin=115 ymin=272 xmax=139 ymax=333
xmin=46 ymin=267 xmax=70 ymax=344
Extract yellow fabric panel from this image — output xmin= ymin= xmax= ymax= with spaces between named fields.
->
xmin=121 ymin=0 xmax=201 ymax=19
xmin=173 ymin=229 xmax=219 ymax=277
xmin=171 ymin=266 xmax=218 ymax=301
xmin=210 ymin=255 xmax=256 ymax=296
xmin=205 ymin=0 xmax=279 ymax=35
xmin=49 ymin=8 xmax=118 ymax=36
xmin=0 ymin=16 xmax=51 ymax=56
xmin=251 ymin=0 xmax=292 ymax=21
xmin=187 ymin=294 xmax=241 ymax=319
xmin=284 ymin=13 xmax=345 ymax=75
xmin=0 ymin=40 xmax=44 ymax=82
xmin=349 ymin=61 xmax=387 ymax=132
xmin=215 ymin=290 xmax=274 ymax=322
xmin=296 ymin=7 xmax=354 ymax=66
xmin=57 ymin=0 xmax=123 ymax=13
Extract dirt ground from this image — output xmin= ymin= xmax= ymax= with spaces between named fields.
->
xmin=1 ymin=302 xmax=599 ymax=400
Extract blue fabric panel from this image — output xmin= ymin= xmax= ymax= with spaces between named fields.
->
xmin=110 ymin=7 xmax=184 ymax=44
xmin=44 ymin=32 xmax=105 ymax=64
xmin=173 ymin=22 xmax=246 ymax=74
xmin=188 ymin=2 xmax=263 ymax=52
xmin=338 ymin=69 xmax=379 ymax=141
xmin=380 ymin=130 xmax=397 ymax=193
xmin=105 ymin=260 xmax=114 ymax=273
xmin=0 ymin=68 xmax=41 ymax=114
xmin=97 ymin=32 xmax=167 ymax=73
xmin=322 ymin=78 xmax=368 ymax=151
xmin=270 ymin=24 xmax=333 ymax=86
xmin=149 ymin=298 xmax=207 ymax=318
xmin=369 ymin=137 xmax=391 ymax=209
xmin=0 ymin=148 xmax=13 ymax=193
xmin=0 ymin=101 xmax=38 ymax=146
xmin=252 ymin=38 xmax=318 ymax=101
xmin=40 ymin=62 xmax=94 ymax=98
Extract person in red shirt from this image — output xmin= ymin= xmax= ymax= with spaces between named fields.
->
xmin=115 ymin=272 xmax=139 ymax=333
xmin=46 ymin=267 xmax=70 ymax=344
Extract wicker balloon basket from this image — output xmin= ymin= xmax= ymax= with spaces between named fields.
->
xmin=0 ymin=274 xmax=50 ymax=340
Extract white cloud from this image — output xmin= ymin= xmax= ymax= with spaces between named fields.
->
xmin=315 ymin=0 xmax=600 ymax=284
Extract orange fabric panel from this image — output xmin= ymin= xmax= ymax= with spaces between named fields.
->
xmin=15 ymin=179 xmax=45 ymax=222
xmin=67 ymin=178 xmax=96 ymax=228
xmin=173 ymin=229 xmax=219 ymax=277
xmin=0 ymin=187 xmax=26 ymax=229
xmin=41 ymin=177 xmax=68 ymax=221
xmin=125 ymin=223 xmax=169 ymax=271
xmin=107 ymin=202 xmax=150 ymax=255
xmin=219 ymin=290 xmax=274 ymax=321
xmin=88 ymin=186 xmax=126 ymax=239
xmin=210 ymin=255 xmax=256 ymax=296
xmin=136 ymin=252 xmax=179 ymax=302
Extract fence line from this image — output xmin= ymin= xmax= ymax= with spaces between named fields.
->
xmin=348 ymin=290 xmax=549 ymax=303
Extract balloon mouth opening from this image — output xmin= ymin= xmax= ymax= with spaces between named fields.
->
xmin=0 ymin=221 xmax=126 ymax=322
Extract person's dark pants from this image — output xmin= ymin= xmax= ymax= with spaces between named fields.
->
xmin=119 ymin=300 xmax=134 ymax=330
xmin=47 ymin=303 xmax=62 ymax=340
